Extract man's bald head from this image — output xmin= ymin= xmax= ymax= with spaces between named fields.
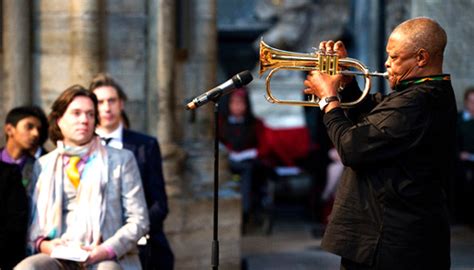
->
xmin=392 ymin=17 xmax=447 ymax=61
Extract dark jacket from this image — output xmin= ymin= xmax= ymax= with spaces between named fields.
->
xmin=0 ymin=161 xmax=29 ymax=269
xmin=0 ymin=148 xmax=36 ymax=190
xmin=122 ymin=129 xmax=174 ymax=270
xmin=321 ymin=77 xmax=456 ymax=270
xmin=457 ymin=111 xmax=474 ymax=154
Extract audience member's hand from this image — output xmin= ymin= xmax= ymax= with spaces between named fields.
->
xmin=460 ymin=151 xmax=471 ymax=161
xmin=39 ymin=238 xmax=65 ymax=255
xmin=83 ymin=245 xmax=109 ymax=266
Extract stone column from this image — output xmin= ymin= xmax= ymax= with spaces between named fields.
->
xmin=182 ymin=0 xmax=219 ymax=192
xmin=3 ymin=0 xmax=31 ymax=107
xmin=33 ymin=1 xmax=103 ymax=108
xmin=191 ymin=0 xmax=218 ymax=142
xmin=162 ymin=1 xmax=241 ymax=269
xmin=69 ymin=0 xmax=103 ymax=85
xmin=156 ymin=0 xmax=185 ymax=196
xmin=352 ymin=0 xmax=385 ymax=92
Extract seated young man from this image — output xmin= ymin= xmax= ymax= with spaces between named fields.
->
xmin=1 ymin=106 xmax=44 ymax=188
xmin=15 ymin=85 xmax=149 ymax=270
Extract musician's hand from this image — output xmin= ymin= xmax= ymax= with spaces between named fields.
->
xmin=303 ymin=71 xmax=342 ymax=98
xmin=318 ymin=40 xmax=353 ymax=86
xmin=319 ymin=40 xmax=348 ymax=58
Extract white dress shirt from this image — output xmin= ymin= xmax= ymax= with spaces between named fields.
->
xmin=96 ymin=123 xmax=124 ymax=149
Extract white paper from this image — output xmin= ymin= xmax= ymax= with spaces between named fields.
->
xmin=229 ymin=148 xmax=257 ymax=162
xmin=50 ymin=245 xmax=90 ymax=262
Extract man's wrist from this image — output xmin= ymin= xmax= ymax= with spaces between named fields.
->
xmin=102 ymin=245 xmax=116 ymax=260
xmin=323 ymin=101 xmax=341 ymax=113
xmin=319 ymin=95 xmax=340 ymax=112
xmin=36 ymin=236 xmax=50 ymax=253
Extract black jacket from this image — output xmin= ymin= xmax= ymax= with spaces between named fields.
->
xmin=0 ymin=161 xmax=28 ymax=269
xmin=122 ymin=129 xmax=174 ymax=270
xmin=321 ymin=77 xmax=456 ymax=270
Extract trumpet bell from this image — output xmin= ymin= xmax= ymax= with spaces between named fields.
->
xmin=259 ymin=39 xmax=386 ymax=108
xmin=259 ymin=39 xmax=318 ymax=77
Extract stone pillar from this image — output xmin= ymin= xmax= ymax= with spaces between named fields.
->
xmin=32 ymin=1 xmax=103 ymax=108
xmin=69 ymin=0 xmax=103 ymax=85
xmin=193 ymin=0 xmax=218 ymax=118
xmin=3 ymin=0 xmax=31 ymax=107
xmin=102 ymin=1 xmax=148 ymax=133
xmin=161 ymin=1 xmax=241 ymax=269
xmin=156 ymin=0 xmax=185 ymax=196
xmin=352 ymin=0 xmax=385 ymax=92
xmin=182 ymin=0 xmax=219 ymax=192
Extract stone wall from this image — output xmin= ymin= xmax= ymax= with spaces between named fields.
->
xmin=31 ymin=1 xmax=102 ymax=109
xmin=411 ymin=0 xmax=474 ymax=107
xmin=103 ymin=0 xmax=149 ymax=132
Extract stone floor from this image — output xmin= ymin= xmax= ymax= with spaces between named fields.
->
xmin=242 ymin=205 xmax=474 ymax=270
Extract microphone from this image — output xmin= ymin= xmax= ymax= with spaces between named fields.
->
xmin=185 ymin=70 xmax=253 ymax=110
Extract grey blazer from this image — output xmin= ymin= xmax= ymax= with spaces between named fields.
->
xmin=31 ymin=146 xmax=150 ymax=270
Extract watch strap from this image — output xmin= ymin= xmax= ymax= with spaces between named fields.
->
xmin=319 ymin=96 xmax=340 ymax=111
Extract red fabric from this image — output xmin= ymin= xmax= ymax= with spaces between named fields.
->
xmin=219 ymin=117 xmax=266 ymax=153
xmin=258 ymin=126 xmax=312 ymax=167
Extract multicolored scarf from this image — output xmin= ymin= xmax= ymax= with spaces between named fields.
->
xmin=29 ymin=136 xmax=108 ymax=250
xmin=395 ymin=74 xmax=451 ymax=91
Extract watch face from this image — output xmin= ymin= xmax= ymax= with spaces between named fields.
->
xmin=319 ymin=96 xmax=339 ymax=110
xmin=319 ymin=98 xmax=328 ymax=109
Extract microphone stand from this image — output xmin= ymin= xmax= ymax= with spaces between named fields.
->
xmin=211 ymin=101 xmax=220 ymax=270
xmin=186 ymin=75 xmax=253 ymax=269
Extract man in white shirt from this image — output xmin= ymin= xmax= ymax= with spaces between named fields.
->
xmin=89 ymin=73 xmax=174 ymax=270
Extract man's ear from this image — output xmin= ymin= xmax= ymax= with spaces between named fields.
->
xmin=4 ymin=123 xmax=14 ymax=139
xmin=416 ymin=48 xmax=429 ymax=67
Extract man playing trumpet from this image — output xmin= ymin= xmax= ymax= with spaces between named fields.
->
xmin=304 ymin=17 xmax=455 ymax=270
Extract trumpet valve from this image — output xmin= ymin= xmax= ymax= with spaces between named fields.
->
xmin=307 ymin=95 xmax=319 ymax=103
xmin=317 ymin=53 xmax=339 ymax=75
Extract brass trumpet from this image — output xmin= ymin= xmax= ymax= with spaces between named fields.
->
xmin=259 ymin=39 xmax=388 ymax=107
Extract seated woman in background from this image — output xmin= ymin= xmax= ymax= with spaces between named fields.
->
xmin=219 ymin=88 xmax=269 ymax=224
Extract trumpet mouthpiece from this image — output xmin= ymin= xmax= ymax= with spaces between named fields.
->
xmin=376 ymin=72 xmax=389 ymax=78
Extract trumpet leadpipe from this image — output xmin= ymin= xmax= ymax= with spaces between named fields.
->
xmin=339 ymin=70 xmax=388 ymax=78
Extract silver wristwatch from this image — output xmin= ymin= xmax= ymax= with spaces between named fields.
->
xmin=318 ymin=96 xmax=340 ymax=111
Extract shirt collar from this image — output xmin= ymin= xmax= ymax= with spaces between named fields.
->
xmin=33 ymin=147 xmax=42 ymax=159
xmin=96 ymin=123 xmax=123 ymax=141
xmin=1 ymin=148 xmax=28 ymax=168
xmin=62 ymin=154 xmax=89 ymax=175
xmin=96 ymin=123 xmax=123 ymax=149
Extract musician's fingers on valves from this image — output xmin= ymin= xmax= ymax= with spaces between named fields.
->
xmin=325 ymin=40 xmax=335 ymax=54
